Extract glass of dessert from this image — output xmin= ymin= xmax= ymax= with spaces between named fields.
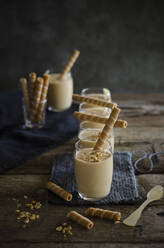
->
xmin=47 ymin=49 xmax=80 ymax=112
xmin=74 ymin=106 xmax=120 ymax=201
xmin=47 ymin=72 xmax=73 ymax=112
xmin=74 ymin=140 xmax=113 ymax=201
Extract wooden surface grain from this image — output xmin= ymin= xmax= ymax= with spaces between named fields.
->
xmin=0 ymin=94 xmax=164 ymax=248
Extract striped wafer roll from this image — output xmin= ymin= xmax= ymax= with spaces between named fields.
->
xmin=67 ymin=211 xmax=94 ymax=230
xmin=73 ymin=111 xmax=127 ymax=128
xmin=30 ymin=77 xmax=44 ymax=122
xmin=93 ymin=107 xmax=120 ymax=151
xmin=59 ymin=49 xmax=80 ymax=80
xmin=35 ymin=74 xmax=49 ymax=122
xmin=115 ymin=120 xmax=128 ymax=128
xmin=72 ymin=94 xmax=116 ymax=109
xmin=85 ymin=207 xmax=121 ymax=222
xmin=29 ymin=72 xmax=36 ymax=105
xmin=20 ymin=78 xmax=30 ymax=113
xmin=46 ymin=181 xmax=72 ymax=202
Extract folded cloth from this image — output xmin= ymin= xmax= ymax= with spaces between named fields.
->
xmin=48 ymin=152 xmax=141 ymax=205
xmin=0 ymin=91 xmax=78 ymax=172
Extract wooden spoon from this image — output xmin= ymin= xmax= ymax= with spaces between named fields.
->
xmin=123 ymin=185 xmax=163 ymax=227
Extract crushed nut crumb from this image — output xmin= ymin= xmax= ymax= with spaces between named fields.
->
xmin=56 ymin=226 xmax=63 ymax=232
xmin=56 ymin=223 xmax=73 ymax=237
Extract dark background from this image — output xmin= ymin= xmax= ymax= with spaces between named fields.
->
xmin=1 ymin=0 xmax=164 ymax=93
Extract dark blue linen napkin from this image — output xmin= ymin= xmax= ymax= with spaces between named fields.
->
xmin=48 ymin=152 xmax=141 ymax=205
xmin=0 ymin=91 xmax=78 ymax=172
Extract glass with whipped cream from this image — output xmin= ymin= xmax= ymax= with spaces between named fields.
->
xmin=74 ymin=140 xmax=113 ymax=201
xmin=47 ymin=72 xmax=73 ymax=112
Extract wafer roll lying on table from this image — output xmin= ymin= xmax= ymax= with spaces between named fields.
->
xmin=93 ymin=107 xmax=120 ymax=151
xmin=73 ymin=111 xmax=127 ymax=128
xmin=59 ymin=49 xmax=80 ymax=80
xmin=67 ymin=211 xmax=94 ymax=230
xmin=36 ymin=74 xmax=49 ymax=122
xmin=30 ymin=77 xmax=44 ymax=122
xmin=73 ymin=94 xmax=116 ymax=109
xmin=20 ymin=78 xmax=30 ymax=112
xmin=85 ymin=207 xmax=121 ymax=222
xmin=46 ymin=181 xmax=72 ymax=202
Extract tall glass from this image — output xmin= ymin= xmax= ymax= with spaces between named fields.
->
xmin=74 ymin=140 xmax=113 ymax=201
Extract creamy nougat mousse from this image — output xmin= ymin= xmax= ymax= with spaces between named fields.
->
xmin=47 ymin=73 xmax=73 ymax=111
xmin=79 ymin=128 xmax=114 ymax=151
xmin=79 ymin=107 xmax=110 ymax=129
xmin=74 ymin=148 xmax=113 ymax=201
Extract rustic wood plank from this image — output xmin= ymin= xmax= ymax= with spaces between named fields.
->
xmin=124 ymin=115 xmax=164 ymax=127
xmin=137 ymin=174 xmax=164 ymax=205
xmin=0 ymin=203 xmax=163 ymax=243
xmin=1 ymin=242 xmax=164 ymax=248
xmin=0 ymin=174 xmax=164 ymax=243
xmin=115 ymin=127 xmax=164 ymax=143
xmin=113 ymin=94 xmax=164 ymax=103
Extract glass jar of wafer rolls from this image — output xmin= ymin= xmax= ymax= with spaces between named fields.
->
xmin=74 ymin=140 xmax=113 ymax=201
xmin=47 ymin=72 xmax=73 ymax=112
xmin=23 ymin=99 xmax=46 ymax=128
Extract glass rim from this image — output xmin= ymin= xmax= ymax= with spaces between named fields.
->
xmin=48 ymin=71 xmax=72 ymax=79
xmin=75 ymin=139 xmax=113 ymax=154
xmin=81 ymin=87 xmax=111 ymax=96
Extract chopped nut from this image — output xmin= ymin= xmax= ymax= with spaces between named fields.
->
xmin=68 ymin=225 xmax=72 ymax=230
xmin=20 ymin=212 xmax=26 ymax=218
xmin=25 ymin=203 xmax=34 ymax=210
xmin=56 ymin=226 xmax=63 ymax=232
xmin=114 ymin=220 xmax=121 ymax=224
xmin=24 ymin=218 xmax=29 ymax=224
xmin=35 ymin=202 xmax=42 ymax=209
xmin=62 ymin=222 xmax=67 ymax=226
xmin=68 ymin=230 xmax=72 ymax=235
xmin=30 ymin=214 xmax=36 ymax=221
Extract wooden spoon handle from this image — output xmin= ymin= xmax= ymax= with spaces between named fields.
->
xmin=123 ymin=199 xmax=151 ymax=226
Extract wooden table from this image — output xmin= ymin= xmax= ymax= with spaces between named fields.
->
xmin=0 ymin=94 xmax=164 ymax=248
